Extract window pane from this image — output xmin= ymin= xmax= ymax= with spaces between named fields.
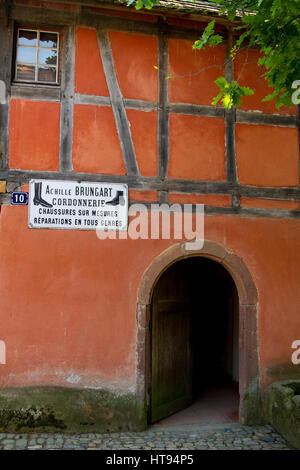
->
xmin=38 ymin=66 xmax=57 ymax=82
xmin=18 ymin=30 xmax=37 ymax=46
xmin=38 ymin=48 xmax=57 ymax=66
xmin=15 ymin=30 xmax=59 ymax=84
xmin=17 ymin=46 xmax=36 ymax=64
xmin=16 ymin=64 xmax=35 ymax=81
xmin=39 ymin=32 xmax=58 ymax=48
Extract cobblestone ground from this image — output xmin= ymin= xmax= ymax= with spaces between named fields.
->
xmin=0 ymin=423 xmax=295 ymax=450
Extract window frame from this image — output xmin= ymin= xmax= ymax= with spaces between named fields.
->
xmin=12 ymin=24 xmax=63 ymax=87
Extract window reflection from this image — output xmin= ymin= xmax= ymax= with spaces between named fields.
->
xmin=15 ymin=29 xmax=59 ymax=84
xmin=38 ymin=49 xmax=57 ymax=65
xmin=18 ymin=30 xmax=37 ymax=46
xmin=16 ymin=65 xmax=35 ymax=81
xmin=17 ymin=46 xmax=36 ymax=64
xmin=38 ymin=67 xmax=56 ymax=82
xmin=39 ymin=32 xmax=57 ymax=48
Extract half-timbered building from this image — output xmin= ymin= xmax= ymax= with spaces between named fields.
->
xmin=0 ymin=0 xmax=299 ymax=433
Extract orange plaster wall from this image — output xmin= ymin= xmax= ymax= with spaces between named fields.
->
xmin=234 ymin=50 xmax=297 ymax=115
xmin=126 ymin=109 xmax=158 ymax=177
xmin=109 ymin=31 xmax=158 ymax=102
xmin=72 ymin=104 xmax=126 ymax=175
xmin=0 ymin=206 xmax=136 ymax=388
xmin=9 ymin=99 xmax=60 ymax=171
xmin=168 ymin=193 xmax=231 ymax=206
xmin=168 ymin=114 xmax=226 ymax=181
xmin=75 ymin=27 xmax=109 ymax=96
xmin=129 ymin=190 xmax=158 ymax=202
xmin=0 ymin=207 xmax=300 ymax=389
xmin=236 ymin=124 xmax=299 ymax=187
xmin=168 ymin=39 xmax=225 ymax=106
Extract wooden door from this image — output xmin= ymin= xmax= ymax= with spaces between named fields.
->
xmin=149 ymin=264 xmax=193 ymax=423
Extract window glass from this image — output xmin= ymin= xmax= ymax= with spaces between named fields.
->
xmin=17 ymin=46 xmax=36 ymax=64
xmin=15 ymin=29 xmax=59 ymax=84
xmin=39 ymin=32 xmax=57 ymax=48
xmin=38 ymin=67 xmax=56 ymax=82
xmin=16 ymin=64 xmax=35 ymax=81
xmin=18 ymin=30 xmax=37 ymax=46
xmin=38 ymin=49 xmax=57 ymax=65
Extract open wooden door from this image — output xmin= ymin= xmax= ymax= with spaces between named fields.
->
xmin=149 ymin=264 xmax=193 ymax=423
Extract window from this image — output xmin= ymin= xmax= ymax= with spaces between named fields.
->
xmin=14 ymin=28 xmax=59 ymax=84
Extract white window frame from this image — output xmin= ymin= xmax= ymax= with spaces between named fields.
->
xmin=15 ymin=28 xmax=60 ymax=85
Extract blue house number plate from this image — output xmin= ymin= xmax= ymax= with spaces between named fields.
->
xmin=11 ymin=192 xmax=29 ymax=205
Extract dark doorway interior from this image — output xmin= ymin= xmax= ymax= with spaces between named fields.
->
xmin=149 ymin=257 xmax=239 ymax=425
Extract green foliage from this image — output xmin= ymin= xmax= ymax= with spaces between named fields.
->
xmin=127 ymin=0 xmax=160 ymax=9
xmin=213 ymin=76 xmax=254 ymax=108
xmin=218 ymin=0 xmax=300 ymax=108
xmin=193 ymin=20 xmax=223 ymax=49
xmin=127 ymin=0 xmax=300 ymax=109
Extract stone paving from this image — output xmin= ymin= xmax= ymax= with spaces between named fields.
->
xmin=0 ymin=423 xmax=295 ymax=450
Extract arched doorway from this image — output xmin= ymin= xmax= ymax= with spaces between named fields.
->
xmin=150 ymin=257 xmax=239 ymax=424
xmin=135 ymin=241 xmax=259 ymax=426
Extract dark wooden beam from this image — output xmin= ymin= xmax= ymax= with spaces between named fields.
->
xmin=59 ymin=24 xmax=75 ymax=172
xmin=0 ymin=13 xmax=13 ymax=170
xmin=236 ymin=109 xmax=297 ymax=128
xmin=124 ymin=98 xmax=157 ymax=112
xmin=2 ymin=168 xmax=300 ymax=200
xmin=225 ymin=107 xmax=237 ymax=184
xmin=11 ymin=4 xmax=76 ymax=26
xmin=1 ymin=187 xmax=297 ymax=219
xmin=224 ymin=28 xmax=237 ymax=185
xmin=205 ymin=205 xmax=300 ymax=220
xmin=74 ymin=94 xmax=111 ymax=106
xmin=74 ymin=94 xmax=298 ymax=129
xmin=126 ymin=201 xmax=300 ymax=220
xmin=169 ymin=103 xmax=225 ymax=118
xmin=10 ymin=0 xmax=239 ymax=27
xmin=158 ymin=23 xmax=169 ymax=179
xmin=10 ymin=4 xmax=227 ymax=41
xmin=11 ymin=83 xmax=61 ymax=101
xmin=158 ymin=190 xmax=168 ymax=203
xmin=75 ymin=94 xmax=157 ymax=111
xmin=97 ymin=30 xmax=139 ymax=176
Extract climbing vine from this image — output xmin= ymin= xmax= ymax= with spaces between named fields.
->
xmin=127 ymin=0 xmax=300 ymax=109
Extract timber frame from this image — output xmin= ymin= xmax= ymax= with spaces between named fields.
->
xmin=0 ymin=0 xmax=299 ymax=220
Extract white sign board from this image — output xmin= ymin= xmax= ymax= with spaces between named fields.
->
xmin=28 ymin=180 xmax=128 ymax=230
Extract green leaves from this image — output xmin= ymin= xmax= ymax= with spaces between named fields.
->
xmin=195 ymin=0 xmax=300 ymax=108
xmin=213 ymin=76 xmax=254 ymax=109
xmin=126 ymin=0 xmax=300 ymax=109
xmin=193 ymin=21 xmax=223 ymax=50
xmin=127 ymin=0 xmax=158 ymax=10
xmin=238 ymin=0 xmax=300 ymax=107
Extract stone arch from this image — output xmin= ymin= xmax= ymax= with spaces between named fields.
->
xmin=135 ymin=240 xmax=259 ymax=425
